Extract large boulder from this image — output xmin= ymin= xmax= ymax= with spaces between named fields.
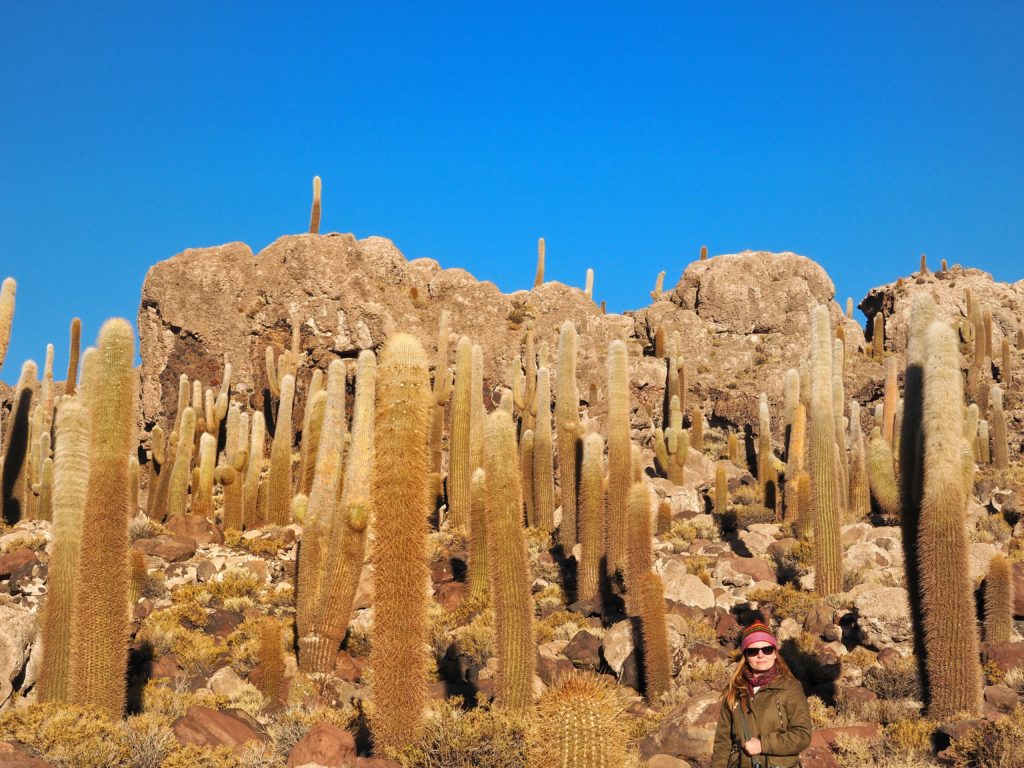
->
xmin=0 ymin=604 xmax=34 ymax=706
xmin=853 ymin=586 xmax=912 ymax=649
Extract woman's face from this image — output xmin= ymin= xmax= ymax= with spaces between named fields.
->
xmin=745 ymin=643 xmax=777 ymax=673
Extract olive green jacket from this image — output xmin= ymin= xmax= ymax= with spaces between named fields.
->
xmin=710 ymin=672 xmax=812 ymax=768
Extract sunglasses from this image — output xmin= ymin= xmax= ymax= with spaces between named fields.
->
xmin=744 ymin=645 xmax=776 ymax=658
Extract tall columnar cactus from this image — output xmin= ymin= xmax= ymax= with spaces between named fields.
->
xmin=534 ymin=237 xmax=545 ymax=288
xmin=872 ymin=313 xmax=884 ymax=360
xmin=0 ymin=277 xmax=14 ymax=373
xmin=984 ymin=553 xmax=1013 ymax=644
xmin=1001 ymin=337 xmax=1013 ymax=385
xmin=70 ymin=319 xmax=136 ymax=717
xmin=368 ymin=336 xmax=430 ymax=750
xmin=257 ymin=618 xmax=286 ymax=712
xmin=626 ymin=481 xmax=671 ymax=699
xmin=992 ymin=385 xmax=1009 ymax=471
xmin=584 ymin=268 xmax=594 ymax=299
xmin=848 ymin=401 xmax=870 ymax=520
xmin=715 ymin=465 xmax=727 ymax=516
xmin=449 ymin=336 xmax=473 ymax=531
xmin=528 ymin=671 xmax=628 ymax=768
xmin=556 ymin=321 xmax=581 ymax=550
xmin=166 ymin=407 xmax=196 ymax=520
xmin=467 ymin=468 xmax=489 ymax=603
xmin=484 ymin=408 xmax=535 ymax=713
xmin=984 ymin=310 xmax=994 ymax=360
xmin=808 ymin=306 xmax=843 ymax=596
xmin=64 ymin=317 xmax=82 ymax=396
xmin=690 ymin=406 xmax=704 ymax=454
xmin=783 ymin=369 xmax=800 ymax=452
xmin=757 ymin=394 xmax=771 ymax=499
xmin=845 ymin=297 xmax=854 ymax=318
xmin=520 ymin=429 xmax=535 ymax=527
xmin=298 ymin=371 xmax=327 ymax=496
xmin=918 ymin=320 xmax=981 ymax=719
xmin=38 ymin=399 xmax=89 ymax=703
xmin=192 ymin=433 xmax=216 ymax=519
xmin=919 ymin=252 xmax=928 ymax=274
xmin=607 ymin=340 xmax=631 ymax=575
xmin=1 ymin=360 xmax=37 ymax=524
xmin=866 ymin=427 xmax=901 ymax=520
xmin=428 ymin=310 xmax=453 ymax=477
xmin=979 ymin=420 xmax=991 ymax=464
xmin=316 ymin=352 xmax=376 ymax=673
xmin=965 ymin=403 xmax=980 ymax=461
xmin=470 ymin=344 xmax=485 ymax=481
xmin=267 ymin=373 xmax=295 ymax=526
xmin=309 ymin=175 xmax=322 ymax=234
xmin=700 ymin=245 xmax=708 ymax=260
xmin=577 ymin=433 xmax=605 ymax=600
xmin=295 ymin=360 xmax=348 ymax=672
xmin=882 ymin=357 xmax=899 ymax=444
xmin=533 ymin=367 xmax=555 ymax=532
xmin=244 ymin=412 xmax=266 ymax=526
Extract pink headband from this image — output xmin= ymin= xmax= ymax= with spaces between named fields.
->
xmin=740 ymin=631 xmax=778 ymax=651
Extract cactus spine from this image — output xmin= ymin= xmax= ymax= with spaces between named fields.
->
xmin=70 ymin=319 xmax=135 ymax=716
xmin=578 ymin=433 xmax=605 ymax=600
xmin=296 ymin=360 xmax=348 ymax=672
xmin=449 ymin=337 xmax=473 ymax=531
xmin=0 ymin=277 xmax=14 ymax=373
xmin=626 ymin=481 xmax=671 ymax=698
xmin=38 ymin=399 xmax=89 ymax=702
xmin=484 ymin=408 xmax=535 ymax=712
xmin=266 ymin=373 xmax=295 ymax=525
xmin=309 ymin=175 xmax=321 ymax=234
xmin=918 ymin=320 xmax=981 ymax=719
xmin=528 ymin=672 xmax=628 ymax=768
xmin=866 ymin=427 xmax=901 ymax=520
xmin=192 ymin=433 xmax=216 ymax=519
xmin=556 ymin=321 xmax=580 ymax=549
xmin=607 ymin=340 xmax=631 ymax=575
xmin=533 ymin=367 xmax=555 ymax=532
xmin=984 ymin=553 xmax=1013 ymax=644
xmin=534 ymin=237 xmax=545 ymax=288
xmin=369 ymin=335 xmax=430 ymax=750
xmin=520 ymin=429 xmax=535 ymax=527
xmin=808 ymin=306 xmax=843 ymax=596
xmin=467 ymin=468 xmax=489 ymax=603
xmin=166 ymin=407 xmax=196 ymax=520
xmin=992 ymin=385 xmax=1009 ymax=471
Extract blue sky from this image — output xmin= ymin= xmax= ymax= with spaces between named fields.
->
xmin=1 ymin=3 xmax=1022 ymax=382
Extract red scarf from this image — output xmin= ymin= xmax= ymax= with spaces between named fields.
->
xmin=742 ymin=663 xmax=783 ymax=700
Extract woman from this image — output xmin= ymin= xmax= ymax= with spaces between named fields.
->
xmin=711 ymin=622 xmax=812 ymax=768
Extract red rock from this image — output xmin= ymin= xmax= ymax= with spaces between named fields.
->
xmin=171 ymin=705 xmax=268 ymax=752
xmin=133 ymin=535 xmax=196 ymax=562
xmin=287 ymin=721 xmax=356 ymax=768
xmin=0 ymin=740 xmax=54 ymax=767
xmin=149 ymin=654 xmax=184 ymax=679
xmin=433 ymin=581 xmax=465 ymax=612
xmin=715 ymin=612 xmax=740 ymax=646
xmin=983 ymin=641 xmax=1024 ymax=672
xmin=803 ymin=603 xmax=835 ymax=637
xmin=810 ymin=723 xmax=880 ymax=750
xmin=798 ymin=746 xmax=840 ymax=768
xmin=1012 ymin=562 xmax=1024 ymax=617
xmin=356 ymin=759 xmax=401 ymax=768
xmin=430 ymin=558 xmax=456 ymax=584
xmin=0 ymin=550 xmax=36 ymax=579
xmin=984 ymin=683 xmax=1019 ymax=714
xmin=689 ymin=644 xmax=728 ymax=663
xmin=165 ymin=515 xmax=224 ymax=545
xmin=563 ymin=629 xmax=602 ymax=669
xmin=722 ymin=555 xmax=776 ymax=584
xmin=537 ymin=655 xmax=575 ymax=686
xmin=334 ymin=650 xmax=365 ymax=683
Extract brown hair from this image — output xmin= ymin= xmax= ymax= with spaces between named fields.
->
xmin=722 ymin=648 xmax=793 ymax=710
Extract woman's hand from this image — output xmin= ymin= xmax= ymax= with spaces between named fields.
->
xmin=743 ymin=738 xmax=762 ymax=755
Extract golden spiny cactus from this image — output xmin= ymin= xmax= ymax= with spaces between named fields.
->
xmin=528 ymin=672 xmax=628 ymax=768
xmin=520 ymin=429 xmax=536 ymax=527
xmin=297 ymin=373 xmax=327 ymax=496
xmin=317 ymin=352 xmax=376 ymax=673
xmin=296 ymin=360 xmax=348 ymax=672
xmin=533 ymin=367 xmax=555 ymax=532
xmin=882 ymin=357 xmax=899 ymax=444
xmin=38 ymin=399 xmax=89 ymax=703
xmin=1 ymin=360 xmax=37 ymax=524
xmin=267 ymin=373 xmax=295 ymax=525
xmin=992 ymin=385 xmax=1009 ymax=471
xmin=555 ymin=321 xmax=580 ymax=550
xmin=192 ymin=433 xmax=216 ymax=519
xmin=484 ymin=408 xmax=535 ymax=713
xmin=449 ymin=336 xmax=473 ymax=531
xmin=715 ymin=465 xmax=728 ymax=516
xmin=577 ymin=433 xmax=604 ymax=600
xmin=428 ymin=310 xmax=453 ymax=476
xmin=257 ymin=618 xmax=286 ymax=712
xmin=534 ymin=237 xmax=545 ymax=288
xmin=468 ymin=467 xmax=489 ymax=603
xmin=606 ymin=340 xmax=631 ymax=575
xmin=866 ymin=427 xmax=901 ymax=521
xmin=848 ymin=401 xmax=870 ymax=520
xmin=984 ymin=553 xmax=1013 ymax=644
xmin=244 ymin=412 xmax=266 ymax=526
xmin=309 ymin=175 xmax=322 ymax=234
xmin=70 ymin=318 xmax=136 ymax=716
xmin=369 ymin=335 xmax=430 ymax=750
xmin=0 ymin=277 xmax=14 ymax=373
xmin=166 ymin=407 xmax=196 ymax=520
xmin=872 ymin=313 xmax=884 ymax=359
xmin=690 ymin=406 xmax=704 ymax=454
xmin=808 ymin=306 xmax=842 ymax=596
xmin=918 ymin=320 xmax=981 ymax=719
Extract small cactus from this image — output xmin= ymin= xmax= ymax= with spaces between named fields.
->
xmin=528 ymin=672 xmax=628 ymax=768
xmin=866 ymin=428 xmax=901 ymax=521
xmin=992 ymin=386 xmax=1009 ymax=471
xmin=533 ymin=237 xmax=545 ymax=288
xmin=984 ymin=553 xmax=1013 ymax=644
xmin=266 ymin=373 xmax=295 ymax=525
xmin=467 ymin=468 xmax=489 ymax=603
xmin=0 ymin=277 xmax=15 ymax=373
xmin=309 ymin=175 xmax=322 ymax=234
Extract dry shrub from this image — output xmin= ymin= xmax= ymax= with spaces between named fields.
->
xmin=264 ymin=704 xmax=356 ymax=760
xmin=863 ymin=656 xmax=923 ymax=701
xmin=0 ymin=702 xmax=127 ymax=768
xmin=748 ymin=584 xmax=819 ymax=624
xmin=946 ymin=706 xmax=1024 ymax=768
xmin=535 ymin=610 xmax=589 ymax=644
xmin=390 ymin=698 xmax=528 ymax=768
xmin=129 ymin=513 xmax=167 ymax=541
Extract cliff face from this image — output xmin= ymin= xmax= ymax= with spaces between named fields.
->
xmin=135 ymin=236 xmax=1024 ymax=458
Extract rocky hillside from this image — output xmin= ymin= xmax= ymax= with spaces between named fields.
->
xmin=0 ymin=238 xmax=1022 ymax=768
